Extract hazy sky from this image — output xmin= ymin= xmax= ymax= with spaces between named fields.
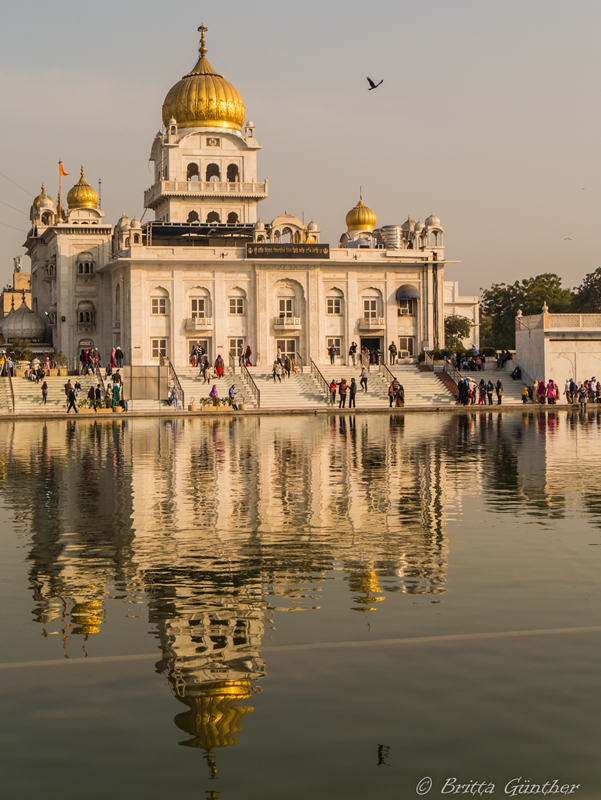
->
xmin=0 ymin=0 xmax=600 ymax=296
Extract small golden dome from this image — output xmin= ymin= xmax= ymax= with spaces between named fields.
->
xmin=67 ymin=166 xmax=99 ymax=210
xmin=33 ymin=184 xmax=55 ymax=210
xmin=162 ymin=23 xmax=245 ymax=131
xmin=346 ymin=198 xmax=377 ymax=232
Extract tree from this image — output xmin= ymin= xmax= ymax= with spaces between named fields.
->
xmin=572 ymin=267 xmax=601 ymax=312
xmin=444 ymin=315 xmax=473 ymax=349
xmin=480 ymin=273 xmax=572 ymax=348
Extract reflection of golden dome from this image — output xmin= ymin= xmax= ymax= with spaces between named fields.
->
xmin=349 ymin=570 xmax=385 ymax=612
xmin=67 ymin=166 xmax=99 ymax=210
xmin=174 ymin=680 xmax=254 ymax=750
xmin=33 ymin=184 xmax=55 ymax=210
xmin=70 ymin=600 xmax=103 ymax=635
xmin=346 ymin=198 xmax=377 ymax=232
xmin=162 ymin=23 xmax=245 ymax=131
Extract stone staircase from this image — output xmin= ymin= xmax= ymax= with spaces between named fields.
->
xmin=176 ymin=366 xmax=258 ymax=408
xmin=459 ymin=366 xmax=526 ymax=404
xmin=0 ymin=377 xmax=13 ymax=413
xmin=10 ymin=374 xmax=98 ymax=413
xmin=320 ymin=365 xmax=455 ymax=407
xmin=246 ymin=367 xmax=328 ymax=409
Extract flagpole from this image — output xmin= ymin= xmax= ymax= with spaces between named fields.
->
xmin=58 ymin=159 xmax=62 ymax=221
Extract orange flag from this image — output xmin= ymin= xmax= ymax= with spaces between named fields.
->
xmin=59 ymin=161 xmax=69 ymax=177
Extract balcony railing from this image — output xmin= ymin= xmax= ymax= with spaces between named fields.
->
xmin=144 ymin=179 xmax=268 ymax=206
xmin=185 ymin=317 xmax=213 ymax=332
xmin=273 ymin=316 xmax=302 ymax=330
xmin=358 ymin=316 xmax=385 ymax=331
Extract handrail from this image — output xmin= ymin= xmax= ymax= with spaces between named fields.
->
xmin=241 ymin=364 xmax=260 ymax=407
xmin=424 ymin=350 xmax=434 ymax=369
xmin=166 ymin=358 xmax=185 ymax=407
xmin=379 ymin=362 xmax=395 ymax=384
xmin=295 ymin=352 xmax=303 ymax=372
xmin=443 ymin=360 xmax=463 ymax=386
xmin=310 ymin=360 xmax=331 ymax=401
xmin=95 ymin=364 xmax=106 ymax=397
xmin=7 ymin=370 xmax=15 ymax=413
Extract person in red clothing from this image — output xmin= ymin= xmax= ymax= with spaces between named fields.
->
xmin=338 ymin=379 xmax=348 ymax=408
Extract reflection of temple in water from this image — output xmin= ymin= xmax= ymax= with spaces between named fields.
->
xmin=0 ymin=414 xmax=455 ymax=771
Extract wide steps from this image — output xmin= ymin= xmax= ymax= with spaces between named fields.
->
xmin=176 ymin=367 xmax=257 ymax=407
xmin=460 ymin=370 xmax=525 ymax=403
xmin=10 ymin=375 xmax=98 ymax=412
xmin=246 ymin=368 xmax=328 ymax=409
xmin=320 ymin=366 xmax=455 ymax=406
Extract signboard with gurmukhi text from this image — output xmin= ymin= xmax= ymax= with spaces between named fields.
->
xmin=246 ymin=244 xmax=330 ymax=259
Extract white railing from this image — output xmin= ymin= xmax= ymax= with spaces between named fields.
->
xmin=273 ymin=316 xmax=302 ymax=328
xmin=548 ymin=313 xmax=601 ymax=329
xmin=185 ymin=317 xmax=213 ymax=331
xmin=516 ymin=314 xmax=543 ymax=331
xmin=358 ymin=317 xmax=386 ymax=330
xmin=144 ymin=179 xmax=268 ymax=205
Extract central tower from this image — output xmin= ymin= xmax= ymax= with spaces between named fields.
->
xmin=145 ymin=23 xmax=268 ymax=225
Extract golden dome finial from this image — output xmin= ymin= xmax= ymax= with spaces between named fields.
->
xmin=198 ymin=21 xmax=208 ymax=58
xmin=162 ymin=24 xmax=246 ymax=130
xmin=67 ymin=165 xmax=99 ymax=210
xmin=346 ymin=197 xmax=377 ymax=232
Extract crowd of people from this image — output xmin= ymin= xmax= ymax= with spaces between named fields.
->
xmin=457 ymin=377 xmax=505 ymax=405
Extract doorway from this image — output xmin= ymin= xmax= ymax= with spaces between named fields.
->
xmin=189 ymin=339 xmax=211 ymax=362
xmin=276 ymin=339 xmax=298 ymax=360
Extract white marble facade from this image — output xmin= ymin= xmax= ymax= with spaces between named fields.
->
xmin=25 ymin=24 xmax=455 ymax=369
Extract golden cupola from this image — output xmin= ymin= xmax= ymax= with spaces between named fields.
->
xmin=33 ymin=184 xmax=55 ymax=210
xmin=67 ymin=166 xmax=99 ymax=210
xmin=346 ymin=198 xmax=377 ymax=232
xmin=162 ymin=23 xmax=246 ymax=132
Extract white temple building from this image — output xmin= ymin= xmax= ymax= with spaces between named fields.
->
xmin=24 ymin=23 xmax=464 ymax=370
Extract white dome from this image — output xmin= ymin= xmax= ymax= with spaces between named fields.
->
xmin=254 ymin=219 xmax=265 ymax=231
xmin=1 ymin=301 xmax=46 ymax=342
xmin=130 ymin=217 xmax=142 ymax=229
xmin=307 ymin=220 xmax=319 ymax=232
xmin=414 ymin=219 xmax=424 ymax=233
xmin=116 ymin=212 xmax=130 ymax=231
xmin=401 ymin=216 xmax=416 ymax=232
xmin=426 ymin=213 xmax=441 ymax=227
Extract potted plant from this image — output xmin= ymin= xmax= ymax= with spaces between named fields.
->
xmin=188 ymin=397 xmax=197 ymax=412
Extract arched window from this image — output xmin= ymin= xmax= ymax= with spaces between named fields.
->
xmin=294 ymin=231 xmax=302 ymax=244
xmin=150 ymin=287 xmax=170 ymax=316
xmin=206 ymin=163 xmax=220 ymax=181
xmin=187 ymin=211 xmax=200 ymax=223
xmin=207 ymin=211 xmax=220 ymax=224
xmin=77 ymin=301 xmax=96 ymax=325
xmin=282 ymin=227 xmax=293 ymax=244
xmin=228 ymin=287 xmax=247 ymax=316
xmin=227 ymin=164 xmax=240 ymax=182
xmin=227 ymin=212 xmax=239 ymax=224
xmin=326 ymin=288 xmax=344 ymax=316
xmin=187 ymin=163 xmax=200 ymax=181
xmin=41 ymin=212 xmax=52 ymax=225
xmin=189 ymin=287 xmax=211 ymax=320
xmin=361 ymin=288 xmax=383 ymax=319
xmin=133 ymin=234 xmax=140 ymax=244
xmin=77 ymin=253 xmax=95 ymax=275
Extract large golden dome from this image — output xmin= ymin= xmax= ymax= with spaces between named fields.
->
xmin=346 ymin=198 xmax=377 ymax=232
xmin=162 ymin=23 xmax=245 ymax=131
xmin=67 ymin=166 xmax=99 ymax=210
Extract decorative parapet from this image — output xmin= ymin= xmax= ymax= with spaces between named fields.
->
xmin=516 ymin=312 xmax=601 ymax=332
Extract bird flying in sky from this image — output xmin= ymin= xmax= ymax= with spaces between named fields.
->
xmin=367 ymin=77 xmax=383 ymax=90
xmin=564 ymin=237 xmax=572 ymax=240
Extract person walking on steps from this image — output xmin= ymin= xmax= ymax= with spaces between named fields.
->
xmin=349 ymin=378 xmax=357 ymax=408
xmin=388 ymin=342 xmax=397 ymax=365
xmin=41 ymin=381 xmax=48 ymax=405
xmin=360 ymin=366 xmax=368 ymax=392
xmin=66 ymin=387 xmax=78 ymax=414
xmin=330 ymin=380 xmax=337 ymax=405
xmin=388 ymin=381 xmax=395 ymax=408
xmin=328 ymin=344 xmax=336 ymax=365
xmin=338 ymin=379 xmax=348 ymax=408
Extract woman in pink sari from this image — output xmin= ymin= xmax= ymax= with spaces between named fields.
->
xmin=110 ymin=348 xmax=117 ymax=368
xmin=244 ymin=345 xmax=253 ymax=367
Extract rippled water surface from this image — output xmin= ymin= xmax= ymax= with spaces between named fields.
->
xmin=1 ymin=411 xmax=601 ymax=798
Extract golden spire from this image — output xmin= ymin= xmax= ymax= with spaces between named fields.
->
xmin=198 ymin=21 xmax=208 ymax=58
